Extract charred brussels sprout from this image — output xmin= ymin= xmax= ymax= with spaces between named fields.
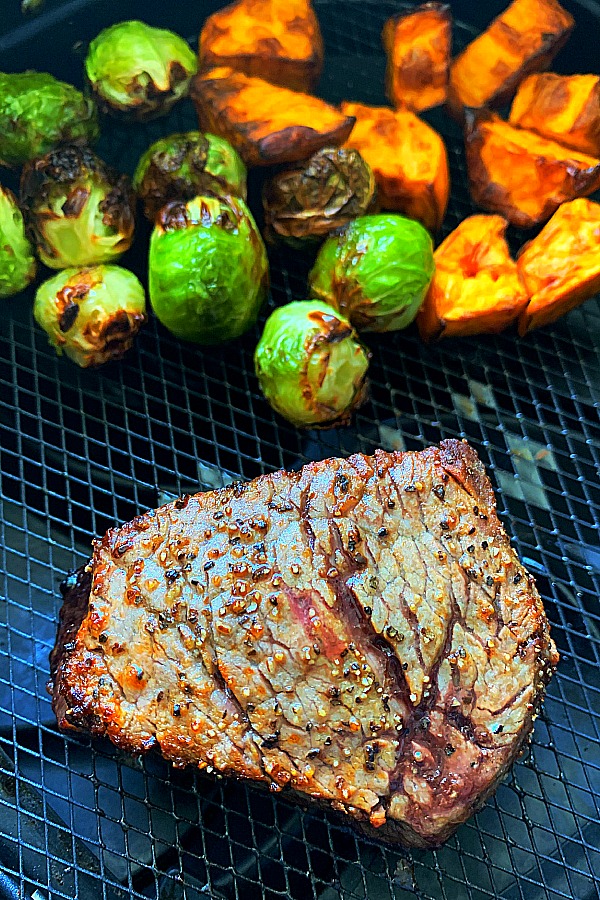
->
xmin=263 ymin=147 xmax=377 ymax=246
xmin=133 ymin=131 xmax=247 ymax=221
xmin=21 ymin=145 xmax=135 ymax=269
xmin=0 ymin=71 xmax=99 ymax=168
xmin=34 ymin=264 xmax=146 ymax=367
xmin=149 ymin=194 xmax=268 ymax=344
xmin=0 ymin=186 xmax=36 ymax=298
xmin=308 ymin=214 xmax=434 ymax=332
xmin=254 ymin=300 xmax=369 ymax=428
xmin=85 ymin=21 xmax=198 ymax=120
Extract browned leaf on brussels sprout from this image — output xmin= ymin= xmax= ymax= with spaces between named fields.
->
xmin=262 ymin=146 xmax=377 ymax=246
xmin=20 ymin=145 xmax=135 ymax=269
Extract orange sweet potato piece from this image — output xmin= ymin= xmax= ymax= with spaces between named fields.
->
xmin=190 ymin=68 xmax=355 ymax=166
xmin=448 ymin=0 xmax=574 ymax=120
xmin=465 ymin=111 xmax=600 ymax=229
xmin=382 ymin=2 xmax=452 ymax=112
xmin=417 ymin=214 xmax=528 ymax=341
xmin=509 ymin=73 xmax=600 ymax=157
xmin=517 ymin=199 xmax=600 ymax=333
xmin=341 ymin=102 xmax=449 ymax=231
xmin=199 ymin=0 xmax=323 ymax=92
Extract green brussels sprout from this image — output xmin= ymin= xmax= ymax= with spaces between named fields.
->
xmin=308 ymin=214 xmax=435 ymax=332
xmin=34 ymin=264 xmax=146 ymax=367
xmin=85 ymin=20 xmax=198 ymax=121
xmin=20 ymin=145 xmax=135 ymax=269
xmin=263 ymin=147 xmax=377 ymax=247
xmin=0 ymin=71 xmax=99 ymax=169
xmin=0 ymin=185 xmax=36 ymax=298
xmin=149 ymin=194 xmax=268 ymax=344
xmin=254 ymin=300 xmax=369 ymax=428
xmin=133 ymin=131 xmax=247 ymax=221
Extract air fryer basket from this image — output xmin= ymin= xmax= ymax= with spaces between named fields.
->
xmin=0 ymin=1 xmax=599 ymax=897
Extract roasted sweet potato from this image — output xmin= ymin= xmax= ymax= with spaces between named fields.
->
xmin=517 ymin=199 xmax=600 ymax=333
xmin=190 ymin=68 xmax=355 ymax=166
xmin=465 ymin=111 xmax=600 ymax=229
xmin=382 ymin=2 xmax=452 ymax=112
xmin=417 ymin=215 xmax=528 ymax=341
xmin=448 ymin=0 xmax=574 ymax=120
xmin=509 ymin=73 xmax=600 ymax=157
xmin=199 ymin=0 xmax=323 ymax=92
xmin=341 ymin=102 xmax=449 ymax=232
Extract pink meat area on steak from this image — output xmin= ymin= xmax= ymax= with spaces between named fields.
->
xmin=51 ymin=441 xmax=557 ymax=847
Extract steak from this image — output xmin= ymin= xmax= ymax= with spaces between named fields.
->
xmin=50 ymin=440 xmax=558 ymax=847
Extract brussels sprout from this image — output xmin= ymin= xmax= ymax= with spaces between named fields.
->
xmin=34 ymin=264 xmax=146 ymax=367
xmin=21 ymin=145 xmax=135 ymax=269
xmin=149 ymin=194 xmax=268 ymax=344
xmin=263 ymin=147 xmax=377 ymax=246
xmin=254 ymin=300 xmax=369 ymax=428
xmin=85 ymin=20 xmax=198 ymax=120
xmin=0 ymin=186 xmax=36 ymax=298
xmin=133 ymin=131 xmax=247 ymax=221
xmin=308 ymin=214 xmax=435 ymax=332
xmin=0 ymin=71 xmax=99 ymax=169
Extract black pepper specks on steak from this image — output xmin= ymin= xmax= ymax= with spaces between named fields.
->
xmin=49 ymin=440 xmax=558 ymax=847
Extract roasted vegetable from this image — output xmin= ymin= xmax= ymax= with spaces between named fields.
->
xmin=0 ymin=186 xmax=36 ymax=298
xmin=517 ymin=199 xmax=600 ymax=334
xmin=21 ymin=145 xmax=135 ymax=269
xmin=199 ymin=0 xmax=323 ymax=92
xmin=262 ymin=147 xmax=376 ymax=246
xmin=341 ymin=102 xmax=449 ymax=232
xmin=191 ymin=68 xmax=356 ymax=166
xmin=34 ymin=264 xmax=146 ymax=367
xmin=509 ymin=73 xmax=600 ymax=157
xmin=85 ymin=20 xmax=198 ymax=120
xmin=149 ymin=194 xmax=268 ymax=344
xmin=0 ymin=71 xmax=99 ymax=169
xmin=254 ymin=300 xmax=369 ymax=428
xmin=309 ymin=214 xmax=434 ymax=332
xmin=382 ymin=2 xmax=451 ymax=112
xmin=417 ymin=215 xmax=528 ymax=341
xmin=133 ymin=131 xmax=247 ymax=222
xmin=465 ymin=111 xmax=600 ymax=229
xmin=448 ymin=0 xmax=574 ymax=120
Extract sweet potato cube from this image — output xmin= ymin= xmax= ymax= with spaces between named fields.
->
xmin=417 ymin=215 xmax=528 ymax=341
xmin=509 ymin=73 xmax=600 ymax=157
xmin=382 ymin=2 xmax=452 ymax=112
xmin=190 ymin=68 xmax=355 ymax=166
xmin=517 ymin=199 xmax=600 ymax=333
xmin=199 ymin=0 xmax=324 ymax=92
xmin=448 ymin=0 xmax=574 ymax=120
xmin=341 ymin=102 xmax=449 ymax=231
xmin=465 ymin=111 xmax=600 ymax=229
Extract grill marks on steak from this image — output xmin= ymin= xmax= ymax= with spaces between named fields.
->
xmin=50 ymin=441 xmax=557 ymax=847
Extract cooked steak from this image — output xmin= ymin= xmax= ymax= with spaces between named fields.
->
xmin=50 ymin=440 xmax=558 ymax=847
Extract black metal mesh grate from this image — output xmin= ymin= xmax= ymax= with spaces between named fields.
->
xmin=0 ymin=1 xmax=599 ymax=898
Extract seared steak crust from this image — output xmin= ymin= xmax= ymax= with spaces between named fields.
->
xmin=50 ymin=441 xmax=557 ymax=847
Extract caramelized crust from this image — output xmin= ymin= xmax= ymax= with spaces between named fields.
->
xmin=448 ymin=0 xmax=574 ymax=120
xmin=341 ymin=102 xmax=449 ymax=231
xmin=191 ymin=68 xmax=355 ymax=166
xmin=199 ymin=0 xmax=323 ymax=92
xmin=51 ymin=441 xmax=557 ymax=848
xmin=383 ymin=2 xmax=451 ymax=112
xmin=417 ymin=215 xmax=528 ymax=341
xmin=465 ymin=111 xmax=600 ymax=228
xmin=509 ymin=73 xmax=600 ymax=157
xmin=517 ymin=198 xmax=600 ymax=333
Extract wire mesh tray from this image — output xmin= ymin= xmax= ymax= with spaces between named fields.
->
xmin=0 ymin=1 xmax=599 ymax=898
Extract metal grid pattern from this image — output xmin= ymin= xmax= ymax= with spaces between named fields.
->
xmin=0 ymin=1 xmax=599 ymax=897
